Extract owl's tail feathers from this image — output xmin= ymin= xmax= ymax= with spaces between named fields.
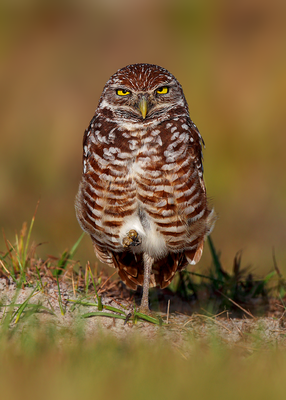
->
xmin=152 ymin=252 xmax=187 ymax=289
xmin=185 ymin=240 xmax=204 ymax=265
xmin=117 ymin=268 xmax=138 ymax=291
xmin=91 ymin=240 xmax=114 ymax=265
xmin=91 ymin=239 xmax=141 ymax=289
xmin=112 ymin=251 xmax=156 ymax=291
xmin=114 ymin=252 xmax=189 ymax=291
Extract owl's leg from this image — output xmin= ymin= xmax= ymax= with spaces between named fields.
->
xmin=140 ymin=253 xmax=154 ymax=312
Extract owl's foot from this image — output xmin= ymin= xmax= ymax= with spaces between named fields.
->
xmin=122 ymin=229 xmax=142 ymax=248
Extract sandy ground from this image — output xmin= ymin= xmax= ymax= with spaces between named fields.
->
xmin=1 ymin=277 xmax=286 ymax=351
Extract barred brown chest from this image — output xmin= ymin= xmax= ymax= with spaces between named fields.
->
xmin=75 ymin=63 xmax=215 ymax=309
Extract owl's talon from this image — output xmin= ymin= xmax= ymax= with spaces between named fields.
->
xmin=128 ymin=229 xmax=138 ymax=240
xmin=122 ymin=236 xmax=133 ymax=248
xmin=122 ymin=229 xmax=141 ymax=248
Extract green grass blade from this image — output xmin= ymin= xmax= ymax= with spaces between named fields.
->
xmin=13 ymin=237 xmax=24 ymax=277
xmin=55 ymin=233 xmax=85 ymax=276
xmin=35 ymin=265 xmax=45 ymax=290
xmin=88 ymin=264 xmax=101 ymax=303
xmin=188 ymin=271 xmax=225 ymax=283
xmin=69 ymin=232 xmax=85 ymax=259
xmin=98 ymin=295 xmax=103 ymax=311
xmin=134 ymin=312 xmax=165 ymax=325
xmin=23 ymin=201 xmax=39 ymax=271
xmin=263 ymin=270 xmax=276 ymax=284
xmin=56 ymin=276 xmax=66 ymax=315
xmin=207 ymin=236 xmax=225 ymax=281
xmin=85 ymin=267 xmax=89 ymax=295
xmin=67 ymin=299 xmax=126 ymax=315
xmin=0 ymin=287 xmax=21 ymax=331
xmin=82 ymin=310 xmax=163 ymax=325
xmin=103 ymin=305 xmax=126 ymax=314
xmin=0 ymin=247 xmax=14 ymax=262
xmin=13 ymin=287 xmax=39 ymax=323
xmin=82 ymin=312 xmax=126 ymax=320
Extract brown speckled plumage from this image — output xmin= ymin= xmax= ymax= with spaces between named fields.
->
xmin=75 ymin=63 xmax=215 ymax=310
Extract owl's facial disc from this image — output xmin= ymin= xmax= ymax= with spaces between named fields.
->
xmin=103 ymin=80 xmax=183 ymax=122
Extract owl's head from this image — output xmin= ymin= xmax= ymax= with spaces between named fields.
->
xmin=98 ymin=64 xmax=189 ymax=123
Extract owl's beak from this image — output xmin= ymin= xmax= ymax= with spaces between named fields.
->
xmin=138 ymin=96 xmax=148 ymax=119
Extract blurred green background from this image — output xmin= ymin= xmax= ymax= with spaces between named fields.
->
xmin=0 ymin=0 xmax=286 ymax=275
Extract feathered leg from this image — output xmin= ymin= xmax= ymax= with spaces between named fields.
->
xmin=140 ymin=253 xmax=154 ymax=312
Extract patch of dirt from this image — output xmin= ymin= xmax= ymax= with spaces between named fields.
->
xmin=0 ymin=277 xmax=285 ymax=351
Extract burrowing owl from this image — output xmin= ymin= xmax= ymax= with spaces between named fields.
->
xmin=75 ymin=63 xmax=215 ymax=311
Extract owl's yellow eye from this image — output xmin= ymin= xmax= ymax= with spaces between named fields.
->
xmin=116 ymin=89 xmax=131 ymax=96
xmin=156 ymin=86 xmax=169 ymax=94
